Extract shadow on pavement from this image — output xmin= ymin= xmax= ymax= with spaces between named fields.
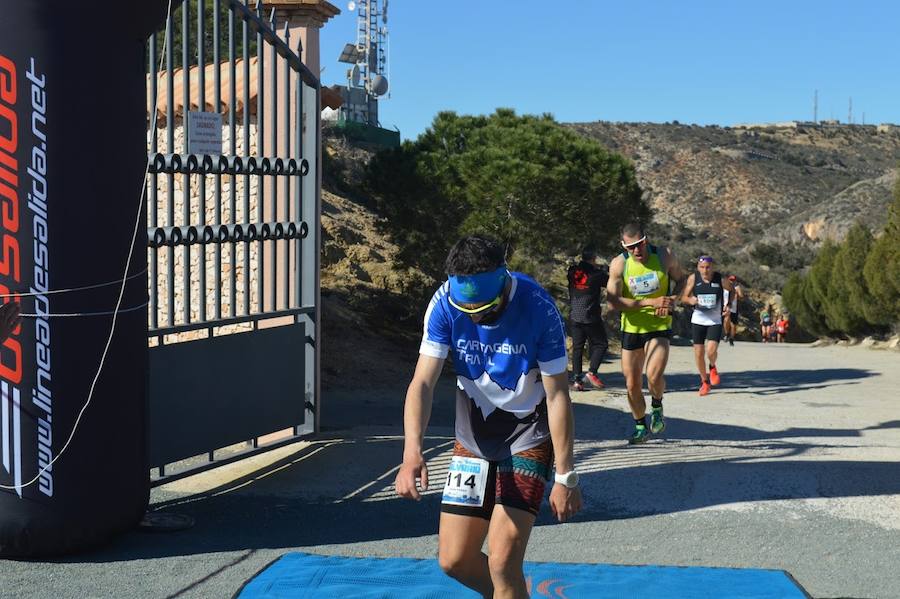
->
xmin=35 ymin=362 xmax=890 ymax=567
xmin=52 ymin=392 xmax=899 ymax=564
xmin=663 ymin=368 xmax=876 ymax=394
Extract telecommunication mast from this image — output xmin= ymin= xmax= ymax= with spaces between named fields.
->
xmin=337 ymin=0 xmax=389 ymax=126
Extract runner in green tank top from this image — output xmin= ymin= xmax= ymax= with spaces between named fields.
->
xmin=607 ymin=222 xmax=685 ymax=444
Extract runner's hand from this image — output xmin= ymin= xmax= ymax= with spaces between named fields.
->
xmin=395 ymin=454 xmax=429 ymax=501
xmin=651 ymin=295 xmax=677 ymax=316
xmin=549 ymin=483 xmax=582 ymax=523
xmin=0 ymin=302 xmax=20 ymax=343
xmin=648 ymin=295 xmax=671 ymax=309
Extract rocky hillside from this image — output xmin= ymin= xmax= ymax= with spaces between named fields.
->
xmin=568 ymin=122 xmax=900 ymax=249
xmin=319 ymin=122 xmax=900 ymax=367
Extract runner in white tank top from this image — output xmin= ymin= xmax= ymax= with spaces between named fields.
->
xmin=680 ymin=256 xmax=735 ymax=396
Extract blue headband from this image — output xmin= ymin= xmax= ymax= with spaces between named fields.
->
xmin=449 ymin=267 xmax=508 ymax=304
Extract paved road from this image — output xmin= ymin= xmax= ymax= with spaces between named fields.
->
xmin=2 ymin=342 xmax=898 ymax=599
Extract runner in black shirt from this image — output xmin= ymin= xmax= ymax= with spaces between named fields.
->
xmin=567 ymin=247 xmax=609 ymax=390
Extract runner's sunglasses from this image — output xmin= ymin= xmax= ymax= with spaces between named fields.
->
xmin=448 ymin=292 xmax=504 ymax=315
xmin=621 ymin=236 xmax=647 ymax=251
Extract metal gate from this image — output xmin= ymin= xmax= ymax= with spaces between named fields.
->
xmin=145 ymin=0 xmax=320 ymax=483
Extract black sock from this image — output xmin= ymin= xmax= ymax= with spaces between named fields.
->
xmin=651 ymin=397 xmax=663 ymax=409
xmin=634 ymin=416 xmax=648 ymax=428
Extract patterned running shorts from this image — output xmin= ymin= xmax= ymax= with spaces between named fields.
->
xmin=440 ymin=439 xmax=554 ymax=520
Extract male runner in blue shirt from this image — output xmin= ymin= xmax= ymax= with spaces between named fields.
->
xmin=395 ymin=235 xmax=582 ymax=599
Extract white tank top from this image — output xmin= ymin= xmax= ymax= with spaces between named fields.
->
xmin=723 ymin=287 xmax=738 ymax=312
xmin=691 ymin=273 xmax=723 ymax=326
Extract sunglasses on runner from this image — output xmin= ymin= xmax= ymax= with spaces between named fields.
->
xmin=447 ymin=292 xmax=504 ymax=314
xmin=621 ymin=236 xmax=646 ymax=251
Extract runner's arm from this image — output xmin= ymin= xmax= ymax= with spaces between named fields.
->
xmin=544 ymin=372 xmax=576 ymax=474
xmin=663 ymin=246 xmax=687 ymax=299
xmin=396 ymin=354 xmax=444 ymax=500
xmin=544 ymin=371 xmax=583 ymax=521
xmin=680 ymin=273 xmax=698 ymax=306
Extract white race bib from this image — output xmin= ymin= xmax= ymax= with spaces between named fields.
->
xmin=442 ymin=456 xmax=490 ymax=507
xmin=696 ymin=293 xmax=717 ymax=309
xmin=627 ymin=272 xmax=660 ymax=296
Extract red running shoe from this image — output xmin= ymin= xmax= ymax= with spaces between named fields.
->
xmin=585 ymin=372 xmax=604 ymax=388
xmin=699 ymin=381 xmax=711 ymax=396
xmin=709 ymin=366 xmax=721 ymax=386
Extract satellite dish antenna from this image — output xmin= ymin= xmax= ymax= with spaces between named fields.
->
xmin=371 ymin=74 xmax=389 ymax=96
xmin=350 ymin=64 xmax=361 ymax=87
xmin=348 ymin=1 xmax=356 ymax=11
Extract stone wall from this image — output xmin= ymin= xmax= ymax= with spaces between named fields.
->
xmin=148 ymin=121 xmax=290 ymax=341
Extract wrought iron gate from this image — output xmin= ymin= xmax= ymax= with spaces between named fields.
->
xmin=145 ymin=0 xmax=320 ymax=483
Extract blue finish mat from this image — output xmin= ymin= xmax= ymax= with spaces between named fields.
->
xmin=236 ymin=552 xmax=809 ymax=598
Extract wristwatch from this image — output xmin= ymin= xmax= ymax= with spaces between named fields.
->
xmin=553 ymin=470 xmax=579 ymax=488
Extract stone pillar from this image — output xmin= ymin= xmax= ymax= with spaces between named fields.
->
xmin=265 ymin=0 xmax=340 ymax=77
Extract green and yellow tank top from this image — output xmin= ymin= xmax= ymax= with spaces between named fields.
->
xmin=620 ymin=245 xmax=671 ymax=333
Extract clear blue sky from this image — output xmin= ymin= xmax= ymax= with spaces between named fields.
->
xmin=319 ymin=1 xmax=900 ymax=140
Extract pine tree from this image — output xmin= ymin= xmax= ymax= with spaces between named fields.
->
xmin=784 ymin=273 xmax=830 ymax=337
xmin=807 ymin=241 xmax=841 ymax=334
xmin=364 ymin=109 xmax=650 ymax=279
xmin=830 ymin=222 xmax=877 ymax=334
xmin=863 ymin=176 xmax=900 ymax=328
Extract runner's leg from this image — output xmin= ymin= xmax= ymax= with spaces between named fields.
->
xmin=645 ymin=337 xmax=670 ymax=400
xmin=692 ymin=324 xmax=708 ymax=382
xmin=693 ymin=343 xmax=707 ymax=380
xmin=622 ymin=347 xmax=646 ymax=418
xmin=438 ymin=512 xmax=492 ymax=597
xmin=487 ymin=505 xmax=536 ymax=599
xmin=587 ymin=321 xmax=608 ymax=375
xmin=570 ymin=321 xmax=586 ymax=381
xmin=706 ymin=339 xmax=719 ymax=369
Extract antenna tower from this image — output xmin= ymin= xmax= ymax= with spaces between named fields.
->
xmin=813 ymin=89 xmax=818 ymax=124
xmin=336 ymin=0 xmax=390 ymax=126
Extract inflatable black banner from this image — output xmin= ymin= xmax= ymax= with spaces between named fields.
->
xmin=0 ymin=1 xmax=171 ymax=556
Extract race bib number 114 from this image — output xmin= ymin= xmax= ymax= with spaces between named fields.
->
xmin=442 ymin=456 xmax=490 ymax=507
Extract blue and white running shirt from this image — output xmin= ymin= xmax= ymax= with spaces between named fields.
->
xmin=419 ymin=272 xmax=568 ymax=460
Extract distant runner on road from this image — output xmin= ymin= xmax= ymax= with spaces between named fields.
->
xmin=566 ymin=247 xmax=609 ymax=391
xmin=681 ymin=256 xmax=735 ymax=396
xmin=395 ymin=235 xmax=582 ymax=599
xmin=760 ymin=306 xmax=774 ymax=343
xmin=776 ymin=313 xmax=790 ymax=343
xmin=607 ymin=223 xmax=685 ymax=444
xmin=722 ymin=275 xmax=743 ymax=346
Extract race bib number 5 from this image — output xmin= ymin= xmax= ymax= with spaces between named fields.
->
xmin=442 ymin=456 xmax=490 ymax=507
xmin=628 ymin=272 xmax=660 ymax=296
